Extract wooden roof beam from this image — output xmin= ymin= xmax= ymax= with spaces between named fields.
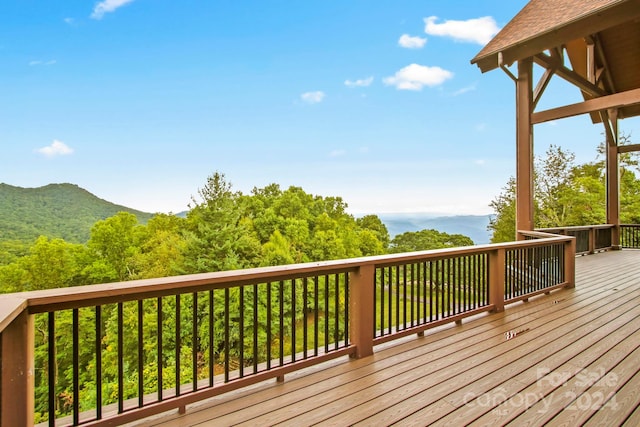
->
xmin=533 ymin=68 xmax=554 ymax=110
xmin=532 ymin=48 xmax=562 ymax=110
xmin=618 ymin=144 xmax=640 ymax=153
xmin=599 ymin=109 xmax=616 ymax=147
xmin=534 ymin=52 xmax=608 ymax=98
xmin=532 ymin=87 xmax=640 ymax=124
xmin=591 ymin=33 xmax=617 ymax=94
xmin=586 ymin=38 xmax=596 ymax=84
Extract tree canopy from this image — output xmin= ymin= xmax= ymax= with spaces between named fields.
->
xmin=0 ymin=183 xmax=153 ymax=244
xmin=0 ymin=172 xmax=482 ymax=294
xmin=3 ymin=173 xmax=461 ymax=293
xmin=489 ymin=137 xmax=640 ymax=242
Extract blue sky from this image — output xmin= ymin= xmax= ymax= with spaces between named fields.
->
xmin=2 ymin=0 xmax=636 ymax=215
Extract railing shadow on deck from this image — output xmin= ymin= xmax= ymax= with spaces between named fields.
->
xmin=0 ymin=233 xmax=581 ymax=426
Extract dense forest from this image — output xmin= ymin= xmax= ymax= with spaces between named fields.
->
xmin=0 ymin=183 xmax=154 ymax=244
xmin=0 ymin=173 xmax=473 ymax=294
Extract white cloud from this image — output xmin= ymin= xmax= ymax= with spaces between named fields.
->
xmin=29 ymin=60 xmax=56 ymax=66
xmin=64 ymin=17 xmax=75 ymax=25
xmin=424 ymin=16 xmax=500 ymax=45
xmin=383 ymin=63 xmax=453 ymax=91
xmin=344 ymin=76 xmax=374 ymax=88
xmin=474 ymin=159 xmax=486 ymax=165
xmin=398 ymin=34 xmax=427 ymax=49
xmin=37 ymin=140 xmax=74 ymax=157
xmin=91 ymin=0 xmax=135 ymax=20
xmin=453 ymin=84 xmax=476 ymax=96
xmin=301 ymin=91 xmax=325 ymax=104
xmin=329 ymin=149 xmax=346 ymax=157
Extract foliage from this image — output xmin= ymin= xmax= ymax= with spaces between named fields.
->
xmin=180 ymin=173 xmax=262 ymax=273
xmin=131 ymin=214 xmax=187 ymax=279
xmin=0 ymin=173 xmax=475 ymax=292
xmin=488 ymin=177 xmax=518 ymax=243
xmin=389 ymin=229 xmax=474 ymax=252
xmin=86 ymin=212 xmax=145 ymax=282
xmin=489 ymin=138 xmax=640 ymax=242
xmin=0 ymin=183 xmax=154 ymax=246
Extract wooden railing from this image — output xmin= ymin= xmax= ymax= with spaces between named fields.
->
xmin=535 ymin=224 xmax=615 ymax=255
xmin=620 ymin=224 xmax=640 ymax=249
xmin=0 ymin=236 xmax=575 ymax=426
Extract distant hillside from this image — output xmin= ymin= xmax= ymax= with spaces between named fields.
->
xmin=376 ymin=213 xmax=494 ymax=245
xmin=0 ymin=183 xmax=154 ymax=243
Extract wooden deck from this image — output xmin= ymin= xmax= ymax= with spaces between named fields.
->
xmin=131 ymin=250 xmax=640 ymax=427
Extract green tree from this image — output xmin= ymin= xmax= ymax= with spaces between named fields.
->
xmin=133 ymin=214 xmax=187 ymax=279
xmin=23 ymin=236 xmax=84 ymax=290
xmin=356 ymin=215 xmax=391 ymax=250
xmin=0 ymin=236 xmax=85 ymax=292
xmin=0 ymin=262 xmax=28 ymax=293
xmin=261 ymin=230 xmax=295 ymax=266
xmin=246 ymin=184 xmax=387 ymax=263
xmin=181 ymin=172 xmax=262 ymax=273
xmin=389 ymin=229 xmax=474 ymax=253
xmin=488 ymin=177 xmax=517 ymax=243
xmin=489 ymin=137 xmax=640 ymax=242
xmin=85 ymin=212 xmax=144 ymax=282
xmin=0 ymin=240 xmax=29 ymax=266
xmin=536 ymin=145 xmax=576 ymax=227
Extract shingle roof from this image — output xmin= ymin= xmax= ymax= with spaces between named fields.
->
xmin=471 ymin=0 xmax=640 ymax=120
xmin=471 ymin=0 xmax=638 ymax=72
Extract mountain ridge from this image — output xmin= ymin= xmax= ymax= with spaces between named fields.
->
xmin=375 ymin=213 xmax=493 ymax=244
xmin=0 ymin=182 xmax=154 ymax=243
xmin=0 ymin=183 xmax=493 ymax=245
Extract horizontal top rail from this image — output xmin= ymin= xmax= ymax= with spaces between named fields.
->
xmin=0 ymin=296 xmax=28 ymax=332
xmin=536 ymin=224 xmax=614 ymax=232
xmin=0 ymin=235 xmax=574 ymax=326
xmin=518 ymin=229 xmax=567 ymax=239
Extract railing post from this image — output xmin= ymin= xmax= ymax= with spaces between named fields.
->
xmin=349 ymin=264 xmax=375 ymax=358
xmin=611 ymin=224 xmax=621 ymax=250
xmin=1 ymin=310 xmax=34 ymax=427
xmin=489 ymin=249 xmax=505 ymax=313
xmin=564 ymin=237 xmax=576 ymax=288
xmin=588 ymin=227 xmax=596 ymax=254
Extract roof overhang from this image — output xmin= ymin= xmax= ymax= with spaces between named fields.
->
xmin=471 ymin=0 xmax=640 ymax=122
xmin=471 ymin=0 xmax=640 ymax=73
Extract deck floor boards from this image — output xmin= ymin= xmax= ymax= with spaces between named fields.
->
xmin=131 ymin=250 xmax=640 ymax=427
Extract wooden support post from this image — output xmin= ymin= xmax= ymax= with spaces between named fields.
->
xmin=588 ymin=228 xmax=596 ymax=254
xmin=516 ymin=57 xmax=535 ymax=239
xmin=489 ymin=249 xmax=505 ymax=313
xmin=349 ymin=265 xmax=375 ymax=358
xmin=564 ymin=238 xmax=576 ymax=288
xmin=1 ymin=310 xmax=34 ymax=427
xmin=606 ymin=109 xmax=621 ymax=249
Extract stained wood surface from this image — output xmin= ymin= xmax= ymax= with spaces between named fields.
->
xmin=130 ymin=250 xmax=640 ymax=427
